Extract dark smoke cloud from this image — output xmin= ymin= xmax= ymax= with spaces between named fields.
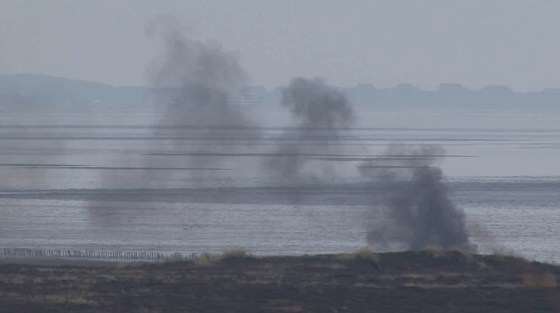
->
xmin=264 ymin=78 xmax=354 ymax=182
xmin=85 ymin=18 xmax=474 ymax=255
xmin=87 ymin=18 xmax=257 ymax=226
xmin=146 ymin=18 xmax=250 ymax=124
xmin=362 ymin=144 xmax=474 ymax=251
xmin=282 ymin=78 xmax=353 ymax=129
xmin=143 ymin=18 xmax=259 ymax=185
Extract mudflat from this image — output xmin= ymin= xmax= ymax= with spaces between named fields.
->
xmin=0 ymin=250 xmax=558 ymax=312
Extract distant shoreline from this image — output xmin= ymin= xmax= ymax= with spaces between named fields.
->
xmin=1 ymin=250 xmax=558 ymax=312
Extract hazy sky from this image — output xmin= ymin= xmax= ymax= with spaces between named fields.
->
xmin=1 ymin=0 xmax=559 ymax=90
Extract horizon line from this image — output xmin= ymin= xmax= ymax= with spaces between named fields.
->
xmin=3 ymin=72 xmax=560 ymax=94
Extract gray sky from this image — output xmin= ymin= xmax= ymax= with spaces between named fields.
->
xmin=1 ymin=0 xmax=559 ymax=90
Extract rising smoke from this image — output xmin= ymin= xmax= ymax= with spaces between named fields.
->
xmin=264 ymin=78 xmax=472 ymax=251
xmin=144 ymin=18 xmax=259 ymax=186
xmin=87 ymin=19 xmax=257 ymax=226
xmin=87 ymin=18 xmax=472 ymax=253
xmin=360 ymin=144 xmax=473 ymax=251
xmin=264 ymin=77 xmax=354 ymax=183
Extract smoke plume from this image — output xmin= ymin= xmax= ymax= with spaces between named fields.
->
xmin=265 ymin=78 xmax=354 ymax=182
xmin=361 ymin=144 xmax=473 ymax=251
xmin=141 ymin=18 xmax=260 ymax=187
xmin=87 ymin=19 xmax=257 ymax=226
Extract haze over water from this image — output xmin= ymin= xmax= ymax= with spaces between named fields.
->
xmin=1 ymin=106 xmax=560 ymax=263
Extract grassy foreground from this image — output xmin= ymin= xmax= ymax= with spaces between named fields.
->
xmin=0 ymin=250 xmax=559 ymax=312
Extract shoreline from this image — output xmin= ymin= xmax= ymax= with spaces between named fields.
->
xmin=1 ymin=250 xmax=558 ymax=312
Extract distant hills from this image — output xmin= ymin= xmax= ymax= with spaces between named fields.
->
xmin=348 ymin=83 xmax=560 ymax=110
xmin=1 ymin=73 xmax=559 ymax=111
xmin=0 ymin=74 xmax=148 ymax=110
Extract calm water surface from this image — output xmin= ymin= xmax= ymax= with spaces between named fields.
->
xmin=1 ymin=111 xmax=559 ymax=263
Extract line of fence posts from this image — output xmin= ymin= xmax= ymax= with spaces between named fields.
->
xmin=0 ymin=247 xmax=171 ymax=261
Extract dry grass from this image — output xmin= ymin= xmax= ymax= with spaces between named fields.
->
xmin=336 ymin=247 xmax=380 ymax=263
xmin=521 ymin=272 xmax=557 ymax=288
xmin=44 ymin=294 xmax=94 ymax=305
xmin=192 ymin=253 xmax=221 ymax=266
xmin=423 ymin=246 xmax=446 ymax=258
xmin=220 ymin=248 xmax=253 ymax=260
xmin=191 ymin=248 xmax=253 ymax=266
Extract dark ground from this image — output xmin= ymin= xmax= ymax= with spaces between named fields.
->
xmin=0 ymin=250 xmax=558 ymax=312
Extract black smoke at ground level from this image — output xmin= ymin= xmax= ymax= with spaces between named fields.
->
xmin=361 ymin=145 xmax=474 ymax=252
xmin=84 ymin=18 xmax=474 ymax=254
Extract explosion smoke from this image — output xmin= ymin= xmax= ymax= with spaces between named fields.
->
xmin=146 ymin=18 xmax=257 ymax=183
xmin=87 ymin=18 xmax=472 ymax=254
xmin=361 ymin=144 xmax=473 ymax=251
xmin=265 ymin=78 xmax=354 ymax=182
xmin=87 ymin=19 xmax=257 ymax=226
